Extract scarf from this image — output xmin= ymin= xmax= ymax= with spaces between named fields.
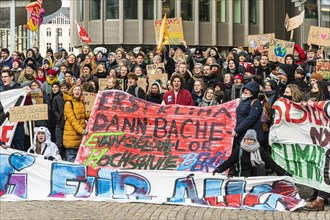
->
xmin=46 ymin=76 xmax=58 ymax=85
xmin=240 ymin=140 xmax=264 ymax=167
xmin=36 ymin=75 xmax=46 ymax=83
xmin=231 ymin=84 xmax=243 ymax=100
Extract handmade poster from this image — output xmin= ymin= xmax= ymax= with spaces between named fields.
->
xmin=0 ymin=148 xmax=304 ymax=212
xmin=269 ymin=98 xmax=330 ymax=193
xmin=136 ymin=78 xmax=147 ymax=92
xmin=98 ymin=78 xmax=109 ymax=91
xmin=268 ymin=39 xmax=295 ymax=64
xmin=9 ymin=104 xmax=48 ymax=122
xmin=147 ymin=73 xmax=168 ymax=93
xmin=146 ymin=63 xmax=165 ymax=75
xmin=154 ymin=17 xmax=184 ymax=45
xmin=316 ymin=60 xmax=330 ymax=79
xmin=76 ymin=90 xmax=238 ymax=172
xmin=82 ymin=92 xmax=97 ymax=112
xmin=30 ymin=92 xmax=44 ymax=104
xmin=247 ymin=33 xmax=275 ymax=53
xmin=0 ymin=89 xmax=27 ymax=146
xmin=284 ymin=11 xmax=305 ymax=32
xmin=307 ymin=26 xmax=330 ymax=47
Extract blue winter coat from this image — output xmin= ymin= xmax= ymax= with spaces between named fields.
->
xmin=234 ymin=82 xmax=264 ymax=144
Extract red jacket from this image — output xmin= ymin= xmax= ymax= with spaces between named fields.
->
xmin=163 ymin=88 xmax=194 ymax=106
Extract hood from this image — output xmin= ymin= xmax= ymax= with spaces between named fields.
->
xmin=149 ymin=81 xmax=162 ymax=95
xmin=242 ymin=81 xmax=260 ymax=97
xmin=33 ymin=126 xmax=51 ymax=146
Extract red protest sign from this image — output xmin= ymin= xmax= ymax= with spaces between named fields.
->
xmin=76 ymin=91 xmax=238 ymax=172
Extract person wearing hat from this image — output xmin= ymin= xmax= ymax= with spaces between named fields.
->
xmin=106 ymin=52 xmax=118 ymax=72
xmin=17 ymin=63 xmax=37 ymax=85
xmin=0 ymin=48 xmax=13 ymax=69
xmin=146 ymin=81 xmax=163 ymax=104
xmin=227 ymin=74 xmax=244 ymax=101
xmin=238 ymin=51 xmax=248 ymax=62
xmin=213 ymin=129 xmax=289 ymax=177
xmin=292 ymin=68 xmax=308 ymax=93
xmin=80 ymin=63 xmax=98 ymax=83
xmin=243 ymin=65 xmax=256 ymax=84
xmin=261 ymin=42 xmax=269 ymax=56
xmin=205 ymin=46 xmax=223 ymax=68
xmin=126 ymin=72 xmax=146 ymax=99
xmin=27 ymin=126 xmax=61 ymax=161
xmin=274 ymin=68 xmax=289 ymax=99
xmin=43 ymin=69 xmax=59 ymax=94
xmin=310 ymin=72 xmax=323 ymax=88
xmin=193 ymin=47 xmax=206 ymax=65
xmin=11 ymin=59 xmax=23 ymax=81
xmin=211 ymin=63 xmax=221 ymax=76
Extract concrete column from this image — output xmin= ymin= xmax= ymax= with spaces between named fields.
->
xmin=139 ymin=0 xmax=143 ymax=44
xmin=258 ymin=0 xmax=264 ymax=34
xmin=119 ymin=0 xmax=124 ymax=44
xmin=228 ymin=0 xmax=233 ymax=46
xmin=10 ymin=0 xmax=15 ymax=52
xmin=194 ymin=0 xmax=199 ymax=45
xmin=243 ymin=0 xmax=249 ymax=46
xmin=211 ymin=0 xmax=217 ymax=45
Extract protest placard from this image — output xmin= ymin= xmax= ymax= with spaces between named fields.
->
xmin=154 ymin=17 xmax=184 ymax=45
xmin=307 ymin=26 xmax=330 ymax=47
xmin=136 ymin=78 xmax=147 ymax=92
xmin=9 ymin=104 xmax=48 ymax=122
xmin=268 ymin=39 xmax=295 ymax=64
xmin=147 ymin=73 xmax=168 ymax=93
xmin=285 ymin=10 xmax=305 ymax=32
xmin=316 ymin=60 xmax=330 ymax=79
xmin=247 ymin=33 xmax=275 ymax=53
xmin=0 ymin=148 xmax=303 ymax=211
xmin=270 ymin=98 xmax=330 ymax=193
xmin=146 ymin=63 xmax=165 ymax=75
xmin=98 ymin=78 xmax=109 ymax=91
xmin=30 ymin=92 xmax=44 ymax=104
xmin=82 ymin=92 xmax=97 ymax=112
xmin=76 ymin=91 xmax=238 ymax=172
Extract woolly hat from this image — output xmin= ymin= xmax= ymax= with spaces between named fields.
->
xmin=48 ymin=69 xmax=58 ymax=76
xmin=194 ymin=63 xmax=204 ymax=69
xmin=278 ymin=68 xmax=287 ymax=76
xmin=238 ymin=51 xmax=247 ymax=58
xmin=83 ymin=64 xmax=92 ymax=71
xmin=295 ymin=68 xmax=306 ymax=75
xmin=233 ymin=74 xmax=244 ymax=83
xmin=12 ymin=59 xmax=21 ymax=66
xmin=194 ymin=47 xmax=203 ymax=55
xmin=310 ymin=73 xmax=323 ymax=81
xmin=244 ymin=129 xmax=257 ymax=141
xmin=26 ymin=63 xmax=36 ymax=70
xmin=245 ymin=65 xmax=256 ymax=75
xmin=211 ymin=63 xmax=221 ymax=69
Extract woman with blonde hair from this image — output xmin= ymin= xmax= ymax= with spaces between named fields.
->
xmin=282 ymin=84 xmax=304 ymax=102
xmin=79 ymin=54 xmax=97 ymax=76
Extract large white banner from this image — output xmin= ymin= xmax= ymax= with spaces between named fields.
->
xmin=0 ymin=148 xmax=304 ymax=211
xmin=270 ymin=98 xmax=330 ymax=193
xmin=0 ymin=89 xmax=27 ymax=145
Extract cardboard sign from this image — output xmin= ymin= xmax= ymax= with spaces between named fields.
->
xmin=98 ymin=78 xmax=109 ymax=91
xmin=247 ymin=33 xmax=275 ymax=53
xmin=137 ymin=78 xmax=147 ymax=92
xmin=30 ymin=92 xmax=44 ymax=104
xmin=307 ymin=26 xmax=330 ymax=47
xmin=76 ymin=91 xmax=238 ymax=171
xmin=147 ymin=73 xmax=168 ymax=93
xmin=82 ymin=92 xmax=97 ymax=112
xmin=268 ymin=39 xmax=295 ymax=64
xmin=146 ymin=63 xmax=165 ymax=75
xmin=316 ymin=60 xmax=330 ymax=79
xmin=9 ymin=104 xmax=48 ymax=122
xmin=285 ymin=10 xmax=305 ymax=32
xmin=154 ymin=17 xmax=184 ymax=45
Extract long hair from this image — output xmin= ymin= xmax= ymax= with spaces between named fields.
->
xmin=286 ymin=84 xmax=304 ymax=102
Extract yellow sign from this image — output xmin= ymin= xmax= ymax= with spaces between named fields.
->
xmin=154 ymin=17 xmax=184 ymax=45
xmin=9 ymin=104 xmax=48 ymax=122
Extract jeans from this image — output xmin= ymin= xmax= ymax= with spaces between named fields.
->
xmin=65 ymin=148 xmax=78 ymax=163
xmin=12 ymin=125 xmax=25 ymax=151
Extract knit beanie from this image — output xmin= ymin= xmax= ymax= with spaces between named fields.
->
xmin=310 ymin=73 xmax=323 ymax=81
xmin=244 ymin=129 xmax=257 ymax=140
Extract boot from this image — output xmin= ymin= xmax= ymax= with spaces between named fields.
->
xmin=305 ymin=189 xmax=318 ymax=202
xmin=304 ymin=198 xmax=325 ymax=211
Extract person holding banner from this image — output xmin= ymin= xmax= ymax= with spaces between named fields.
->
xmin=63 ymin=85 xmax=89 ymax=162
xmin=27 ymin=126 xmax=61 ymax=161
xmin=213 ymin=129 xmax=289 ymax=177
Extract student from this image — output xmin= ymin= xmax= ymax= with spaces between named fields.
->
xmin=212 ymin=129 xmax=289 ymax=177
xmin=27 ymin=127 xmax=61 ymax=161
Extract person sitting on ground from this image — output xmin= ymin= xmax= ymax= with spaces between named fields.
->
xmin=212 ymin=129 xmax=289 ymax=177
xmin=27 ymin=126 xmax=61 ymax=161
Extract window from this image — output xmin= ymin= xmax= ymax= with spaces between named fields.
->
xmin=181 ymin=0 xmax=193 ymax=21
xmin=305 ymin=0 xmax=318 ymax=18
xmin=79 ymin=0 xmax=84 ymax=22
xmin=162 ymin=0 xmax=176 ymax=18
xmin=90 ymin=0 xmax=101 ymax=20
xmin=233 ymin=0 xmax=242 ymax=24
xmin=58 ymin=43 xmax=63 ymax=49
xmin=124 ymin=0 xmax=138 ymax=19
xmin=46 ymin=28 xmax=51 ymax=37
xmin=106 ymin=0 xmax=119 ymax=19
xmin=46 ymin=43 xmax=51 ymax=49
xmin=69 ymin=46 xmax=74 ymax=52
xmin=199 ymin=0 xmax=210 ymax=22
xmin=58 ymin=28 xmax=62 ymax=37
xmin=143 ymin=0 xmax=155 ymax=20
xmin=249 ymin=0 xmax=257 ymax=24
xmin=216 ymin=0 xmax=226 ymax=23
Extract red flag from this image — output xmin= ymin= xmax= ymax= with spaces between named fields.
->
xmin=76 ymin=22 xmax=91 ymax=43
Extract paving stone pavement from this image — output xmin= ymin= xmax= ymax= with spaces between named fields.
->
xmin=0 ymin=200 xmax=329 ymax=220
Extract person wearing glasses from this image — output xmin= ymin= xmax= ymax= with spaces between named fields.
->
xmin=212 ymin=129 xmax=289 ymax=177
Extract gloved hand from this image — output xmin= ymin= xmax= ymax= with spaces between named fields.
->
xmin=212 ymin=167 xmax=220 ymax=176
xmin=47 ymin=156 xmax=55 ymax=161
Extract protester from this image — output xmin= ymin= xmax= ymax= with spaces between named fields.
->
xmin=163 ymin=73 xmax=194 ymax=105
xmin=198 ymin=87 xmax=219 ymax=107
xmin=104 ymin=77 xmax=121 ymax=91
xmin=146 ymin=81 xmax=163 ymax=104
xmin=27 ymin=126 xmax=61 ymax=161
xmin=191 ymin=79 xmax=205 ymax=106
xmin=213 ymin=129 xmax=289 ymax=177
xmin=126 ymin=73 xmax=146 ymax=99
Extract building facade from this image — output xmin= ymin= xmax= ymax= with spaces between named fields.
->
xmin=39 ymin=8 xmax=80 ymax=56
xmin=71 ymin=0 xmax=329 ymax=52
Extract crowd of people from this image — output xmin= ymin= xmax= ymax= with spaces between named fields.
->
xmin=0 ymin=41 xmax=329 ymax=210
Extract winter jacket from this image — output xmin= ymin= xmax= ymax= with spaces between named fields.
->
xmin=182 ymin=72 xmax=195 ymax=92
xmin=63 ymin=93 xmax=89 ymax=148
xmin=191 ymin=90 xmax=204 ymax=106
xmin=126 ymin=84 xmax=146 ymax=99
xmin=163 ymin=88 xmax=194 ymax=106
xmin=27 ymin=127 xmax=61 ymax=161
xmin=234 ymin=82 xmax=264 ymax=144
xmin=146 ymin=82 xmax=163 ymax=104
xmin=198 ymin=92 xmax=219 ymax=107
xmin=53 ymin=92 xmax=65 ymax=128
